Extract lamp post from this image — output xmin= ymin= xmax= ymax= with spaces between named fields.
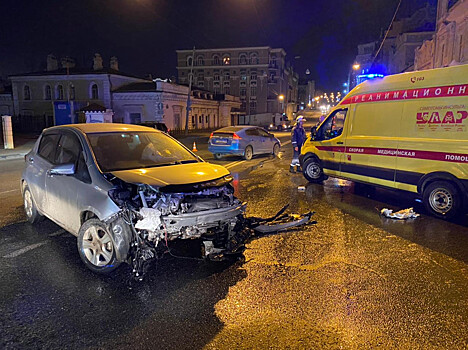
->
xmin=346 ymin=63 xmax=361 ymax=94
xmin=278 ymin=94 xmax=284 ymax=114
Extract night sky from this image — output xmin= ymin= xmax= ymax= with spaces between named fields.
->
xmin=0 ymin=0 xmax=436 ymax=91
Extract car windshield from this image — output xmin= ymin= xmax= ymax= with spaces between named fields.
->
xmin=87 ymin=131 xmax=199 ymax=172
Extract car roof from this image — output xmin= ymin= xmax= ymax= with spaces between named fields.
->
xmin=44 ymin=123 xmax=159 ymax=134
xmin=214 ymin=126 xmax=258 ymax=133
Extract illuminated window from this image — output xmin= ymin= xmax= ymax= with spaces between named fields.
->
xmin=24 ymin=85 xmax=31 ymax=100
xmin=223 ymin=56 xmax=231 ymax=65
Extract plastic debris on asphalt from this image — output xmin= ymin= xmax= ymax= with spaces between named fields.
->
xmin=380 ymin=207 xmax=420 ymax=219
xmin=297 ymin=186 xmax=306 ymax=192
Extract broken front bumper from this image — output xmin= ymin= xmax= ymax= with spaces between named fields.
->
xmin=162 ymin=202 xmax=247 ymax=229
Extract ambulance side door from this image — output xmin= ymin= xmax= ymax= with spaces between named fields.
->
xmin=314 ymin=108 xmax=348 ymax=177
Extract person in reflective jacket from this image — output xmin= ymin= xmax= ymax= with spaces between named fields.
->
xmin=290 ymin=116 xmax=306 ymax=173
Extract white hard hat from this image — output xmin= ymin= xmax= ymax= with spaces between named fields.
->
xmin=296 ymin=116 xmax=306 ymax=123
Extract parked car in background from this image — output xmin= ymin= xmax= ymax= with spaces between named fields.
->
xmin=137 ymin=121 xmax=168 ymax=133
xmin=208 ymin=126 xmax=281 ymax=160
xmin=21 ymin=123 xmax=246 ymax=274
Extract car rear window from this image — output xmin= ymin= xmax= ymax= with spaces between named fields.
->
xmin=212 ymin=132 xmax=234 ymax=137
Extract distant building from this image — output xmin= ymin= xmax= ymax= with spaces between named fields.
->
xmin=352 ymin=3 xmax=436 ymax=87
xmin=5 ymin=54 xmax=240 ymax=130
xmin=113 ymin=81 xmax=241 ymax=130
xmin=297 ymin=79 xmax=315 ymax=110
xmin=415 ymin=0 xmax=468 ymax=70
xmin=0 ymin=84 xmax=13 ymax=116
xmin=176 ymin=46 xmax=298 ymax=120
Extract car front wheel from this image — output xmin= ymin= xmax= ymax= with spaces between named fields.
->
xmin=23 ymin=185 xmax=43 ymax=224
xmin=303 ymin=157 xmax=325 ymax=183
xmin=77 ymin=219 xmax=120 ymax=274
xmin=214 ymin=153 xmax=223 ymax=160
xmin=422 ymin=181 xmax=461 ymax=219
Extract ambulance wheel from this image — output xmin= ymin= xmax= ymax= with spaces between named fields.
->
xmin=303 ymin=157 xmax=325 ymax=183
xmin=422 ymin=181 xmax=461 ymax=219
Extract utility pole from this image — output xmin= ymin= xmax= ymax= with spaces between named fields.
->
xmin=184 ymin=47 xmax=195 ymax=135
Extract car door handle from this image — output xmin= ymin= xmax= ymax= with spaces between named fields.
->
xmin=337 ymin=142 xmax=344 ymax=145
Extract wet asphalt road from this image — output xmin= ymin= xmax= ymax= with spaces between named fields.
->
xmin=1 ymin=135 xmax=468 ymax=349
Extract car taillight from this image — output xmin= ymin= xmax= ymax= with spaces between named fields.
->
xmin=232 ymin=133 xmax=242 ymax=140
xmin=210 ymin=132 xmax=213 ymax=138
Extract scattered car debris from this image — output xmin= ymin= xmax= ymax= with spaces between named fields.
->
xmin=380 ymin=207 xmax=420 ymax=220
xmin=297 ymin=186 xmax=306 ymax=192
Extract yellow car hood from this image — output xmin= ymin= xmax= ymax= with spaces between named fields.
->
xmin=111 ymin=162 xmax=230 ymax=187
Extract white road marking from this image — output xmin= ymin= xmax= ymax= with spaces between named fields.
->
xmin=48 ymin=229 xmax=65 ymax=237
xmin=0 ymin=189 xmax=20 ymax=196
xmin=226 ymin=160 xmax=245 ymax=169
xmin=282 ymin=140 xmax=291 ymax=146
xmin=3 ymin=242 xmax=48 ymax=258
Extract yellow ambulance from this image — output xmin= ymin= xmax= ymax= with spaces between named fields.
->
xmin=300 ymin=64 xmax=468 ymax=219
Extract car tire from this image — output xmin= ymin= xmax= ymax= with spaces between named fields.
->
xmin=303 ymin=157 xmax=325 ymax=183
xmin=23 ymin=185 xmax=43 ymax=224
xmin=244 ymin=146 xmax=253 ymax=161
xmin=272 ymin=143 xmax=280 ymax=157
xmin=214 ymin=153 xmax=223 ymax=160
xmin=77 ymin=218 xmax=120 ymax=274
xmin=422 ymin=181 xmax=461 ymax=219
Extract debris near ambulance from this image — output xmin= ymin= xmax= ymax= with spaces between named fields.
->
xmin=104 ymin=175 xmax=314 ymax=280
xmin=380 ymin=207 xmax=420 ymax=220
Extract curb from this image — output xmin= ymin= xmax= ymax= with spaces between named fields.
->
xmin=0 ymin=152 xmax=29 ymax=161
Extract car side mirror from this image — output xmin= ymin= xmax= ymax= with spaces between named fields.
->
xmin=310 ymin=126 xmax=317 ymax=140
xmin=49 ymin=163 xmax=76 ymax=176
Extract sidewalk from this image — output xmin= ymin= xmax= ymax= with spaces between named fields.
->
xmin=0 ymin=134 xmax=38 ymax=161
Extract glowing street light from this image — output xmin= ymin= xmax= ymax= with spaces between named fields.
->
xmin=278 ymin=94 xmax=284 ymax=101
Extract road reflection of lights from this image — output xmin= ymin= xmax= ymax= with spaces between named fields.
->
xmin=231 ymin=173 xmax=240 ymax=194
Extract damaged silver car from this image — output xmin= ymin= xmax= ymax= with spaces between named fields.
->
xmin=22 ymin=124 xmax=311 ymax=279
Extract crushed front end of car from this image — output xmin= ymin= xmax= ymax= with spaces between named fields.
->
xmin=104 ymin=173 xmax=313 ymax=280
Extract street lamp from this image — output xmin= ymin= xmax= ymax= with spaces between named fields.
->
xmin=278 ymin=94 xmax=285 ymax=115
xmin=346 ymin=63 xmax=361 ymax=94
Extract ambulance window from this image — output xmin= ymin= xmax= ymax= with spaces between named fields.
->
xmin=318 ymin=109 xmax=347 ymax=140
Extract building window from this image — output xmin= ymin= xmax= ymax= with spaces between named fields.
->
xmin=269 ymin=55 xmax=277 ymax=68
xmin=250 ymin=52 xmax=259 ymax=64
xmin=224 ymin=71 xmax=230 ymax=80
xmin=224 ymin=86 xmax=230 ymax=95
xmin=129 ymin=113 xmax=141 ymax=124
xmin=44 ymin=85 xmax=51 ymax=100
xmin=213 ymin=55 xmax=220 ymax=65
xmin=250 ymin=100 xmax=257 ymax=113
xmin=69 ymin=84 xmax=75 ymax=100
xmin=223 ymin=55 xmax=231 ymax=65
xmin=197 ymin=55 xmax=204 ymax=66
xmin=223 ymin=81 xmax=230 ymax=87
xmin=205 ymin=115 xmax=209 ymax=123
xmin=56 ymin=85 xmax=64 ymax=100
xmin=240 ymin=88 xmax=246 ymax=96
xmin=24 ymin=85 xmax=31 ymax=100
xmin=250 ymin=71 xmax=257 ymax=80
xmin=187 ymin=55 xmax=193 ymax=67
xmin=191 ymin=115 xmax=195 ymax=125
xmin=239 ymin=54 xmax=248 ymax=65
xmin=199 ymin=115 xmax=203 ymax=124
xmin=214 ymin=73 xmax=220 ymax=81
xmin=198 ymin=81 xmax=204 ymax=87
xmin=214 ymin=87 xmax=220 ymax=94
xmin=91 ymin=84 xmax=99 ymax=99
xmin=250 ymin=87 xmax=257 ymax=96
xmin=240 ymin=69 xmax=247 ymax=80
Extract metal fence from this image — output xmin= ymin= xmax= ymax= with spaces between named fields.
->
xmin=11 ymin=115 xmax=54 ymax=133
